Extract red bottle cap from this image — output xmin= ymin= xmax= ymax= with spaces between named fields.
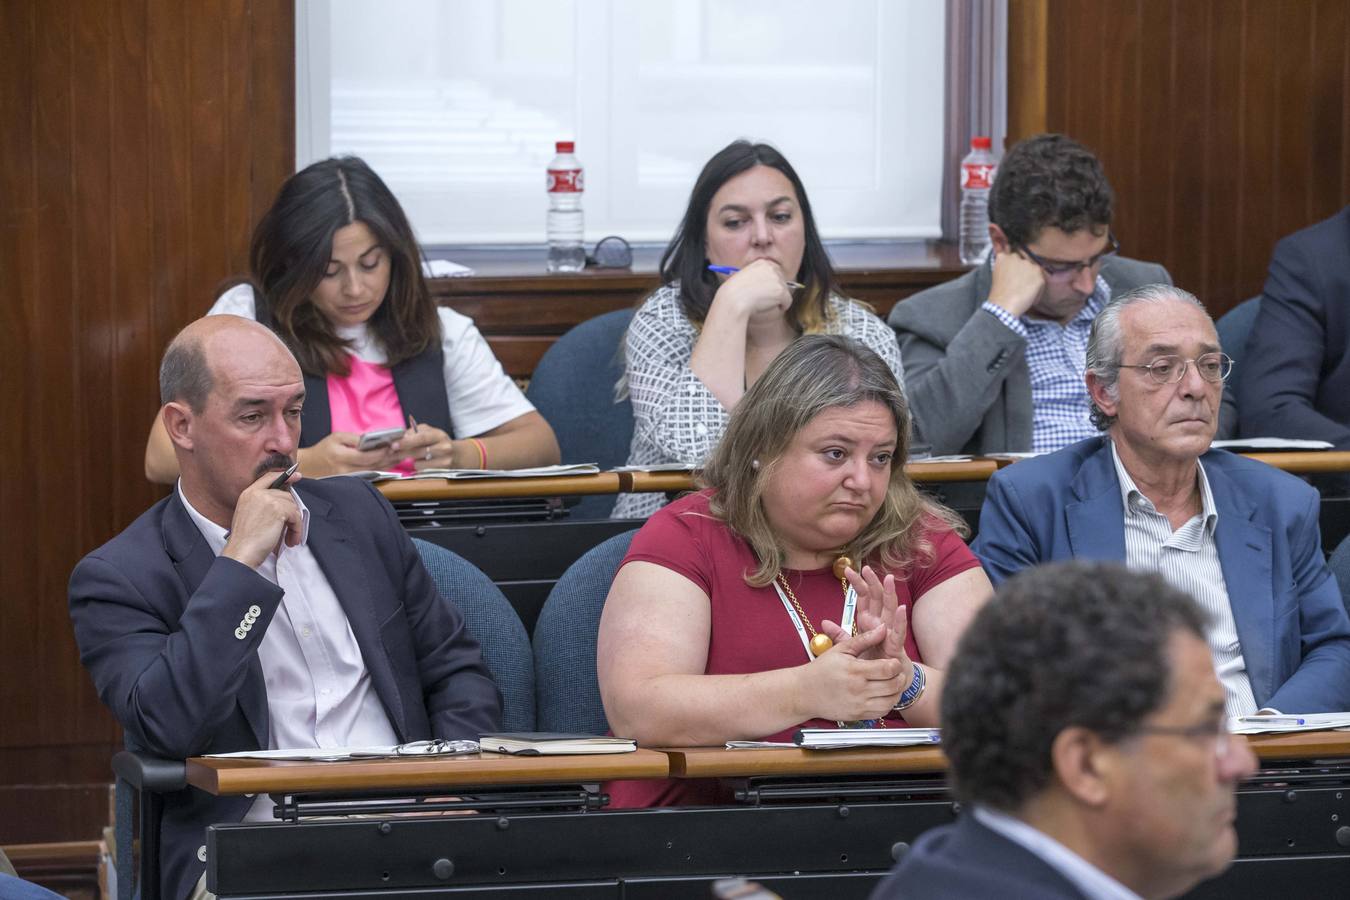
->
xmin=971 ymin=136 xmax=992 ymax=150
xmin=556 ymin=141 xmax=575 ymax=153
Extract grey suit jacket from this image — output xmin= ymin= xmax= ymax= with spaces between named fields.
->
xmin=888 ymin=255 xmax=1172 ymax=455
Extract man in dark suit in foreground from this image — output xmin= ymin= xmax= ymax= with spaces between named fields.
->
xmin=871 ymin=563 xmax=1258 ymax=900
xmin=69 ymin=315 xmax=501 ymax=900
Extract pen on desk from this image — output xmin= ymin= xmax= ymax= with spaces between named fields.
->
xmin=707 ymin=264 xmax=805 ymax=290
xmin=1242 ymin=715 xmax=1305 ymax=725
xmin=268 ymin=460 xmax=299 ymax=490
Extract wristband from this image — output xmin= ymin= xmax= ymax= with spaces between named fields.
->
xmin=892 ymin=663 xmax=926 ymax=711
xmin=469 ymin=437 xmax=488 ymax=469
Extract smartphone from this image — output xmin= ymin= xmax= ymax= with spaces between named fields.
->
xmin=357 ymin=426 xmax=406 ymax=451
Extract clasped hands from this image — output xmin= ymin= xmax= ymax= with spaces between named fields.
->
xmin=801 ymin=565 xmax=915 ymax=724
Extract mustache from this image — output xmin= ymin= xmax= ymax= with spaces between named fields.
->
xmin=253 ymin=454 xmax=296 ymax=480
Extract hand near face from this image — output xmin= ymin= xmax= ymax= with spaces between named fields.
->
xmin=801 ymin=623 xmax=906 ymax=723
xmin=222 ymin=469 xmax=304 ymax=569
xmin=303 ymin=432 xmax=406 ymax=476
xmin=986 ymin=246 xmax=1047 ymax=318
xmin=711 ymin=258 xmax=794 ymax=321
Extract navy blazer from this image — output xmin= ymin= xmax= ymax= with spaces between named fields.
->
xmin=68 ymin=476 xmax=502 ymax=900
xmin=972 ymin=437 xmax=1350 ymax=713
xmin=1238 ymin=206 xmax=1350 ymax=446
xmin=869 ymin=813 xmax=1088 ymax=900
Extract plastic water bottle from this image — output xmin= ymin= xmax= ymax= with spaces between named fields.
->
xmin=546 ymin=141 xmax=585 ymax=272
xmin=959 ymin=136 xmax=998 ymax=265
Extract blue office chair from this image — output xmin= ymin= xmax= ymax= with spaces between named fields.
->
xmin=1216 ymin=295 xmax=1261 ymax=360
xmin=533 ymin=530 xmax=639 ymax=733
xmin=413 ymin=538 xmax=536 ymax=731
xmin=526 ymin=308 xmax=635 ymax=519
xmin=1214 ymin=296 xmax=1260 ymax=439
xmin=1327 ymin=534 xmax=1350 ymax=620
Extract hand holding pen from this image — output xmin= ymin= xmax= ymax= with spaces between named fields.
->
xmin=223 ymin=464 xmax=304 ymax=569
xmin=708 ymin=264 xmax=805 ymax=290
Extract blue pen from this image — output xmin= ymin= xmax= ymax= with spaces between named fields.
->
xmin=707 ymin=264 xmax=804 ymax=289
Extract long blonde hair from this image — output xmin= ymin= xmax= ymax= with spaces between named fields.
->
xmin=699 ymin=334 xmax=967 ymax=586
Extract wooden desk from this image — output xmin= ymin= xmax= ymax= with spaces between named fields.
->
xmin=187 ymin=750 xmax=668 ymax=796
xmin=196 ymin=736 xmax=1350 ymax=899
xmin=662 ymin=730 xmax=1350 ymax=781
xmin=1242 ymin=451 xmax=1350 ymax=474
xmin=377 ymin=453 xmax=1350 ymax=506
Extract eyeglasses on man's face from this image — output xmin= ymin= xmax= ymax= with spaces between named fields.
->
xmin=1134 ymin=717 xmax=1235 ymax=759
xmin=1117 ymin=353 xmax=1235 ymax=385
xmin=1019 ymin=232 xmax=1120 ymax=282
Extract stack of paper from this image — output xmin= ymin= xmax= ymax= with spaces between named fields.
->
xmin=338 ymin=463 xmax=601 ymax=482
xmin=1211 ymin=438 xmax=1334 ymax=451
xmin=204 ymin=740 xmax=479 ymax=761
xmin=479 ymin=733 xmax=637 ymax=756
xmin=1227 ymin=712 xmax=1350 ymax=734
xmin=793 ymin=728 xmax=941 ymax=749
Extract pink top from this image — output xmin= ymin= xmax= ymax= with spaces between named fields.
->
xmin=327 ymin=356 xmax=414 ymax=474
xmin=605 ymin=489 xmax=981 ymax=807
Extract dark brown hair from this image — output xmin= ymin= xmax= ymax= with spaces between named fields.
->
xmin=249 ymin=156 xmax=439 ymax=376
xmin=659 ymin=140 xmax=839 ymax=333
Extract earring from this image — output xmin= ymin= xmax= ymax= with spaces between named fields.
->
xmin=751 ymin=459 xmax=760 ymax=470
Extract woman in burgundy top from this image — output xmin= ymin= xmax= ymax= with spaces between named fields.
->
xmin=598 ymin=334 xmax=993 ymax=806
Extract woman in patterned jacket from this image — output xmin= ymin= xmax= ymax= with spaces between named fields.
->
xmin=614 ymin=139 xmax=906 ymax=518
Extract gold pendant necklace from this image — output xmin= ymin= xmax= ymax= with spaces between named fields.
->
xmin=775 ymin=556 xmax=854 ymax=657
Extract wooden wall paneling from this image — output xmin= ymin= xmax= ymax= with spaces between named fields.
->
xmin=1274 ymin=1 xmax=1315 ymax=243
xmin=1236 ymin=0 xmax=1281 ymax=308
xmin=1170 ymin=0 xmax=1215 ymax=303
xmin=1096 ymin=0 xmax=1142 ymax=268
xmin=0 ymin=0 xmax=39 ymax=759
xmin=1 ymin=0 xmax=295 ymax=847
xmin=1310 ymin=0 xmax=1349 ymax=222
xmin=1204 ymin=0 xmax=1246 ymax=314
xmin=1005 ymin=0 xmax=1047 ymax=142
xmin=30 ymin=0 xmax=85 ymax=751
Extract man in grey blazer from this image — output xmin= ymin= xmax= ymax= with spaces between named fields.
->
xmin=890 ymin=134 xmax=1172 ymax=455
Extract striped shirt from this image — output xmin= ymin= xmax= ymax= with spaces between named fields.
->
xmin=981 ymin=275 xmax=1109 ymax=453
xmin=1110 ymin=443 xmax=1259 ymax=717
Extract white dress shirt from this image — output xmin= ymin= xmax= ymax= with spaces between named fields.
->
xmin=1110 ymin=444 xmax=1259 ymax=716
xmin=178 ymin=483 xmax=398 ymax=821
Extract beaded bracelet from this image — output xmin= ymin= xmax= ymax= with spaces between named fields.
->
xmin=892 ymin=663 xmax=926 ymax=711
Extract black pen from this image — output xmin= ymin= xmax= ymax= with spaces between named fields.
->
xmin=268 ymin=461 xmax=299 ymax=490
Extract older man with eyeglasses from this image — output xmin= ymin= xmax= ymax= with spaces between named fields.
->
xmin=889 ymin=134 xmax=1196 ymax=456
xmin=973 ymin=284 xmax=1350 ymax=716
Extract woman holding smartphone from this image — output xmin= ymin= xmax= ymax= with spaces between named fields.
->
xmin=144 ymin=156 xmax=559 ymax=482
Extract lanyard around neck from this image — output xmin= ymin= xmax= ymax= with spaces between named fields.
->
xmin=771 ymin=576 xmax=858 ymax=662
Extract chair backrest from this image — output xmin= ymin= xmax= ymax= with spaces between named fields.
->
xmin=533 ymin=529 xmax=638 ymax=733
xmin=1327 ymin=534 xmax=1350 ymax=620
xmin=413 ymin=538 xmax=535 ymax=731
xmin=526 ymin=308 xmax=635 ymax=519
xmin=1216 ymin=295 xmax=1261 ymax=361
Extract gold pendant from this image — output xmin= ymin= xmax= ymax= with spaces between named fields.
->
xmin=809 ymin=633 xmax=834 ymax=657
xmin=832 ymin=556 xmax=853 ymax=580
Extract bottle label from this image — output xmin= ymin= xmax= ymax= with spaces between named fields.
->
xmin=547 ymin=168 xmax=584 ymax=193
xmin=961 ymin=162 xmax=996 ymax=190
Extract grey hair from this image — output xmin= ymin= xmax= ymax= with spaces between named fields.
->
xmin=159 ymin=332 xmax=214 ymax=411
xmin=1085 ymin=283 xmax=1211 ymax=430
